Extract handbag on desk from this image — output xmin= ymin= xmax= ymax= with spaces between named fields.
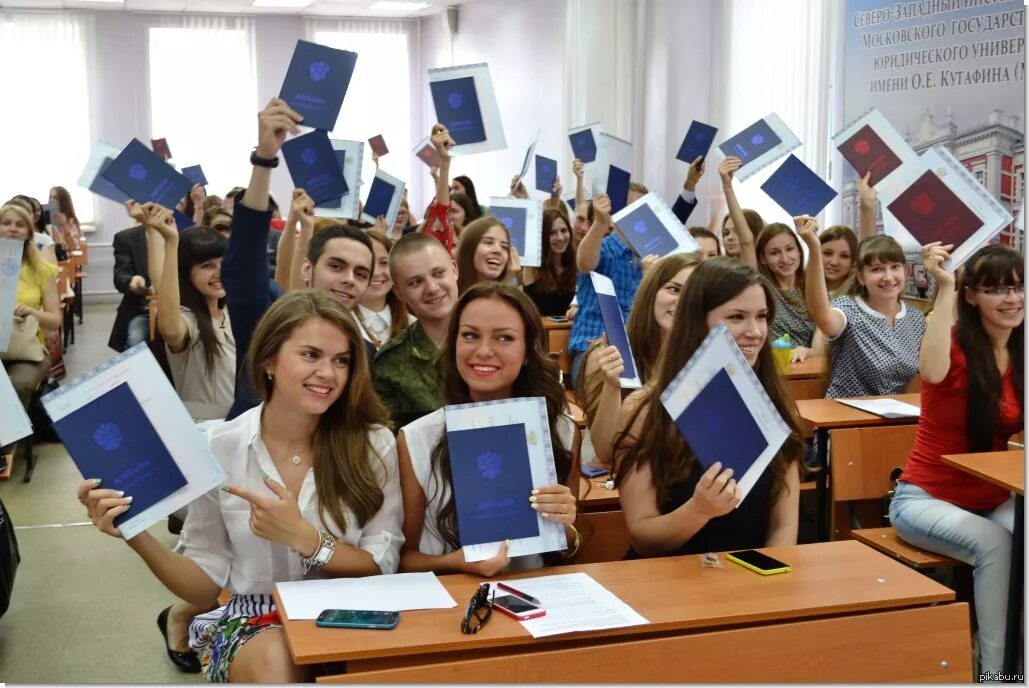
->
xmin=0 ymin=315 xmax=46 ymax=363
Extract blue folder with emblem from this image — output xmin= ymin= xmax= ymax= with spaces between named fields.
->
xmin=607 ymin=166 xmax=631 ymax=214
xmin=89 ymin=157 xmax=132 ymax=204
xmin=618 ymin=199 xmax=677 ymax=257
xmin=429 ymin=76 xmax=487 ymax=146
xmin=676 ymin=121 xmax=718 ymax=164
xmin=279 ymin=39 xmax=358 ymax=132
xmin=535 ymin=155 xmax=558 ymax=194
xmin=761 ymin=155 xmax=838 ymax=217
xmin=447 ymin=423 xmax=540 ymax=547
xmin=101 ymin=139 xmax=194 ymax=208
xmin=363 ymin=175 xmax=397 ymax=219
xmin=181 ymin=165 xmax=208 ymax=187
xmin=719 ymin=118 xmax=782 ymax=163
xmin=492 ymin=205 xmax=528 ymax=257
xmin=569 ymin=129 xmax=598 ymax=163
xmin=281 ymin=130 xmax=348 ymax=205
xmin=52 ymin=382 xmax=187 ymax=528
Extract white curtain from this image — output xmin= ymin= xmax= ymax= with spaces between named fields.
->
xmin=0 ymin=12 xmax=95 ymax=224
xmin=305 ymin=19 xmax=416 ymax=209
xmin=720 ymin=0 xmax=834 ymax=227
xmin=147 ymin=15 xmax=258 ymax=199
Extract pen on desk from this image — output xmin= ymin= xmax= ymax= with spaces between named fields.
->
xmin=496 ymin=583 xmax=541 ymax=606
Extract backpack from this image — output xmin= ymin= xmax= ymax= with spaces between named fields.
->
xmin=0 ymin=495 xmax=20 ymax=618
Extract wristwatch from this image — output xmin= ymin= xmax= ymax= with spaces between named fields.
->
xmin=250 ymin=148 xmax=279 ymax=168
xmin=300 ymin=530 xmax=335 ymax=575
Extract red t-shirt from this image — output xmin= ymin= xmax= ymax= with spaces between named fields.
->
xmin=902 ymin=330 xmax=1022 ymax=511
xmin=422 ymin=199 xmax=455 ymax=254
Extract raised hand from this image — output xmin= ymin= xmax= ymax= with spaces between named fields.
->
xmin=793 ymin=215 xmax=819 ymax=248
xmin=572 ymin=159 xmax=584 ymax=180
xmin=718 ymin=157 xmax=742 ymax=185
xmin=510 ymin=175 xmax=528 ymax=199
xmin=641 ymin=253 xmax=660 ymax=274
xmin=291 ymin=189 xmax=315 ymax=232
xmin=77 ymin=478 xmax=133 ymax=539
xmin=597 ymin=343 xmax=624 ymax=389
xmin=685 ymin=156 xmax=705 ymax=191
xmin=189 ymin=184 xmax=206 ymax=205
xmin=921 ymin=241 xmax=955 ymax=289
xmin=857 ymin=171 xmax=876 ymax=206
xmin=142 ymin=202 xmax=177 ymax=240
xmin=551 ymin=175 xmax=563 ymax=199
xmin=530 ymin=484 xmax=577 ymax=526
xmin=687 ymin=461 xmax=739 ymax=520
xmin=593 ymin=193 xmax=612 ymax=225
xmin=256 ymin=97 xmax=303 ymax=159
xmin=431 ymin=124 xmax=454 ymax=162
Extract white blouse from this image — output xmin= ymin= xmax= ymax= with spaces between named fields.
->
xmin=179 ymin=405 xmax=405 ymax=594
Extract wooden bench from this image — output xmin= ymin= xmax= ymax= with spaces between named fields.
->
xmin=852 ymin=527 xmax=959 ymax=569
xmin=544 ymin=319 xmax=571 ymax=375
xmin=577 ymin=509 xmax=632 ymax=564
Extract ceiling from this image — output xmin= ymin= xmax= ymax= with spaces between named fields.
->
xmin=0 ymin=0 xmax=475 ymax=17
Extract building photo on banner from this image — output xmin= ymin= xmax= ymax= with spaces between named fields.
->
xmin=842 ymin=0 xmax=1025 ymax=294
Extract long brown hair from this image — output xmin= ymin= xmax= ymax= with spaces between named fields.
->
xmin=819 ymin=225 xmax=859 ymax=297
xmin=428 ymin=283 xmax=573 ymax=551
xmin=957 ymin=245 xmax=1024 ymax=452
xmin=613 ymin=257 xmax=803 ymax=511
xmin=358 ymin=230 xmax=411 ymax=348
xmin=722 ymin=209 xmax=764 ymax=255
xmin=0 ymin=204 xmax=43 ymax=272
xmin=848 ymin=234 xmax=906 ymax=300
xmin=756 ymin=223 xmax=807 ymax=293
xmin=51 ymin=186 xmax=79 ymax=225
xmin=535 ymin=209 xmax=576 ymax=295
xmin=456 ymin=216 xmax=509 ymax=295
xmin=248 ymin=290 xmax=392 ymax=534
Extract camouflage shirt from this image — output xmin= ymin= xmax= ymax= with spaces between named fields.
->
xmin=373 ymin=320 xmax=443 ymax=431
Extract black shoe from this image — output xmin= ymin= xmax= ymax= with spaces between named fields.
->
xmin=157 ymin=606 xmax=202 ymax=673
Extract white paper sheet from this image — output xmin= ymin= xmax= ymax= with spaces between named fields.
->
xmin=275 ymin=572 xmax=457 ymax=619
xmin=0 ymin=359 xmax=32 ymax=447
xmin=516 ymin=129 xmax=540 ymax=183
xmin=877 ymin=144 xmax=1014 ymax=271
xmin=77 ymin=141 xmax=122 ymax=189
xmin=831 ymin=107 xmax=919 ymax=189
xmin=41 ymin=344 xmax=227 ymax=540
xmin=361 ymin=168 xmax=406 ymax=228
xmin=611 ymin=192 xmax=701 ymax=259
xmin=591 ymin=132 xmax=634 ymax=197
xmin=659 ymin=323 xmax=791 ymax=504
xmin=316 ymin=139 xmax=363 ymax=221
xmin=428 ymin=62 xmax=507 ymax=156
xmin=491 ymin=572 xmax=648 ymax=638
xmin=486 ymin=197 xmax=543 ymax=267
xmin=719 ymin=113 xmax=801 ymax=183
xmin=444 ymin=398 xmax=567 ymax=562
xmin=0 ymin=238 xmax=24 ymax=353
xmin=837 ymin=398 xmax=920 ymax=419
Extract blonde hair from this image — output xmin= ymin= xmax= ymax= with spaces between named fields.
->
xmin=0 ymin=204 xmax=42 ymax=271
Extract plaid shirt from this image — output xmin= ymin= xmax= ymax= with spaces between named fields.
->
xmin=568 ymin=232 xmax=642 ymax=357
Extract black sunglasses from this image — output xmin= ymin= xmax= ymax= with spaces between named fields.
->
xmin=461 ymin=583 xmax=494 ymax=634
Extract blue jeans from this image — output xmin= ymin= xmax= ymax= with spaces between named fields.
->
xmin=890 ymin=481 xmax=1015 ymax=674
xmin=125 ymin=313 xmax=149 ymax=349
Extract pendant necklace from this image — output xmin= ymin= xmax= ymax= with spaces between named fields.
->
xmin=291 ymin=450 xmax=303 ymax=466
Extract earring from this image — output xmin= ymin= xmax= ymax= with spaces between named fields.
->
xmin=266 ymin=370 xmax=273 ymax=380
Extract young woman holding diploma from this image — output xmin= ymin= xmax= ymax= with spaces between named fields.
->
xmin=76 ymin=291 xmax=404 ymax=683
xmin=397 ymin=283 xmax=581 ymax=576
xmin=523 ymin=209 xmax=577 ymax=317
xmin=614 ymin=258 xmax=804 ymax=557
xmin=890 ymin=243 xmax=1022 ymax=676
xmin=455 ymin=217 xmax=521 ymax=295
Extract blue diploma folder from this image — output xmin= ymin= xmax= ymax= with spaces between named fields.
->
xmin=607 ymin=166 xmax=631 ymax=214
xmin=761 ymin=155 xmax=838 ymax=217
xmin=535 ymin=155 xmax=558 ymax=194
xmin=676 ymin=121 xmax=718 ymax=164
xmin=181 ymin=165 xmax=208 ymax=187
xmin=52 ymin=382 xmax=188 ymax=528
xmin=447 ymin=423 xmax=540 ymax=547
xmin=101 ymin=139 xmax=193 ymax=208
xmin=719 ymin=118 xmax=782 ymax=162
xmin=430 ymin=76 xmax=487 ymax=145
xmin=279 ymin=39 xmax=357 ymax=132
xmin=493 ymin=206 xmax=528 ymax=257
xmin=363 ymin=175 xmax=397 ymax=219
xmin=672 ymin=368 xmax=769 ymax=477
xmin=619 ymin=202 xmax=678 ymax=257
xmin=568 ymin=129 xmax=597 ymax=163
xmin=596 ymin=289 xmax=638 ymax=382
xmin=89 ymin=157 xmax=132 ymax=204
xmin=281 ymin=131 xmax=348 ymax=205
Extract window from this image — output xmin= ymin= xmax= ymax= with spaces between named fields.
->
xmin=309 ymin=21 xmax=413 ymax=207
xmin=148 ymin=17 xmax=257 ymax=201
xmin=0 ymin=13 xmax=94 ymax=224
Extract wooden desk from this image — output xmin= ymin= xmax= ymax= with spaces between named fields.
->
xmin=543 ymin=318 xmax=571 ymax=375
xmin=579 ymin=475 xmax=619 ymax=511
xmin=941 ymin=450 xmax=1025 ymax=677
xmin=797 ymin=394 xmax=922 ymax=541
xmin=276 ymin=541 xmax=969 ymax=682
xmin=785 ymin=356 xmax=827 ymax=401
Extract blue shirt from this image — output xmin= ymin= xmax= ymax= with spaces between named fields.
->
xmin=568 ymin=232 xmax=642 ymax=357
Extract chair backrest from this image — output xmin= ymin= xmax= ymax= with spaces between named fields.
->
xmin=830 ymin=425 xmax=918 ymax=502
xmin=577 ymin=510 xmax=632 ymax=564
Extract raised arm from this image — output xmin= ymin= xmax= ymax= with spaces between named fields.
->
xmin=919 ymin=242 xmax=957 ymax=383
xmin=433 ymin=124 xmax=453 ymax=209
xmin=796 ymin=215 xmax=846 ymax=338
xmin=584 ymin=343 xmax=624 ymax=467
xmin=857 ymin=172 xmax=878 ymax=241
xmin=573 ymin=159 xmax=586 ymax=208
xmin=718 ymin=157 xmax=757 ymax=268
xmin=288 ymin=191 xmax=316 ymax=291
xmin=274 ymin=202 xmax=299 ymax=292
xmin=576 ymin=193 xmax=611 ymax=274
xmin=144 ymin=204 xmax=191 ymax=353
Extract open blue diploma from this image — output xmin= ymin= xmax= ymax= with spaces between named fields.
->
xmin=430 ymin=76 xmax=487 ymax=145
xmin=53 ymin=382 xmax=187 ymax=528
xmin=101 ymin=139 xmax=193 ymax=208
xmin=281 ymin=130 xmax=348 ymax=205
xmin=279 ymin=39 xmax=357 ymax=132
xmin=448 ymin=423 xmax=540 ymax=547
xmin=761 ymin=155 xmax=838 ymax=217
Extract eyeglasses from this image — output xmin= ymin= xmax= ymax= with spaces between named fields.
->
xmin=969 ymin=285 xmax=1025 ymax=298
xmin=461 ymin=583 xmax=494 ymax=634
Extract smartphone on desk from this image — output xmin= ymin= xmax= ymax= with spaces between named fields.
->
xmin=726 ymin=550 xmax=791 ymax=575
xmin=316 ymin=609 xmax=400 ymax=630
xmin=493 ymin=593 xmax=546 ymax=621
xmin=581 ymin=464 xmax=610 ymax=478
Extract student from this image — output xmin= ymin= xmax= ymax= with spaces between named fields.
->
xmin=76 ymin=290 xmax=403 ymax=682
xmin=108 ymin=202 xmax=153 ymax=352
xmin=755 ymin=223 xmax=815 ymax=360
xmin=397 ymin=284 xmax=580 ymax=575
xmin=571 ymin=198 xmax=592 ymax=250
xmin=455 ymin=217 xmax=519 ymax=294
xmin=389 ymin=198 xmax=413 ymax=241
xmin=373 ymin=233 xmax=459 ymax=429
xmin=689 ymin=227 xmax=721 ymax=259
xmin=144 ymin=204 xmax=235 ymax=421
xmin=578 ymin=252 xmax=703 ymax=466
xmin=180 ymin=184 xmax=207 ymax=226
xmin=798 ymin=216 xmax=926 ymax=398
xmin=718 ymin=157 xmax=763 ymax=262
xmin=449 ymin=192 xmax=477 ymax=238
xmin=818 ymin=225 xmax=858 ymax=297
xmin=523 ymin=209 xmax=577 ymax=317
xmin=7 ymin=196 xmax=56 ymax=262
xmin=890 ymin=243 xmax=1022 ymax=676
xmin=614 ymin=257 xmax=803 ymax=556
xmin=450 ymin=174 xmax=485 ymax=219
xmin=203 ymin=207 xmax=233 ymax=238
xmin=422 ymin=125 xmax=459 ymax=254
xmin=356 ymin=230 xmax=411 ymax=350
xmin=49 ymin=186 xmax=82 ymax=250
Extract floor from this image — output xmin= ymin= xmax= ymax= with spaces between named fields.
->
xmin=0 ymin=304 xmax=203 ymax=684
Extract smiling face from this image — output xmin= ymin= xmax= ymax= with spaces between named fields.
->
xmin=365 ymin=239 xmax=393 ymax=301
xmin=266 ymin=317 xmax=351 ymax=416
xmin=0 ymin=209 xmax=31 ymax=241
xmin=548 ymin=216 xmax=571 ymax=257
xmin=821 ymin=238 xmax=853 ymax=287
xmin=189 ymin=256 xmax=225 ymax=301
xmin=858 ymin=259 xmax=906 ymax=302
xmin=653 ymin=266 xmax=695 ymax=334
xmin=722 ymin=219 xmax=741 ymax=256
xmin=473 ymin=225 xmax=510 ymax=281
xmin=965 ymin=280 xmax=1026 ymax=331
xmin=304 ymin=237 xmax=373 ymax=310
xmin=391 ymin=244 xmax=459 ymax=323
xmin=705 ymin=284 xmax=769 ymax=366
xmin=760 ymin=232 xmax=801 ymax=282
xmin=456 ymin=297 xmax=526 ymax=402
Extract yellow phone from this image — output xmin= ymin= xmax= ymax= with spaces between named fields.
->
xmin=726 ymin=549 xmax=791 ymax=575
